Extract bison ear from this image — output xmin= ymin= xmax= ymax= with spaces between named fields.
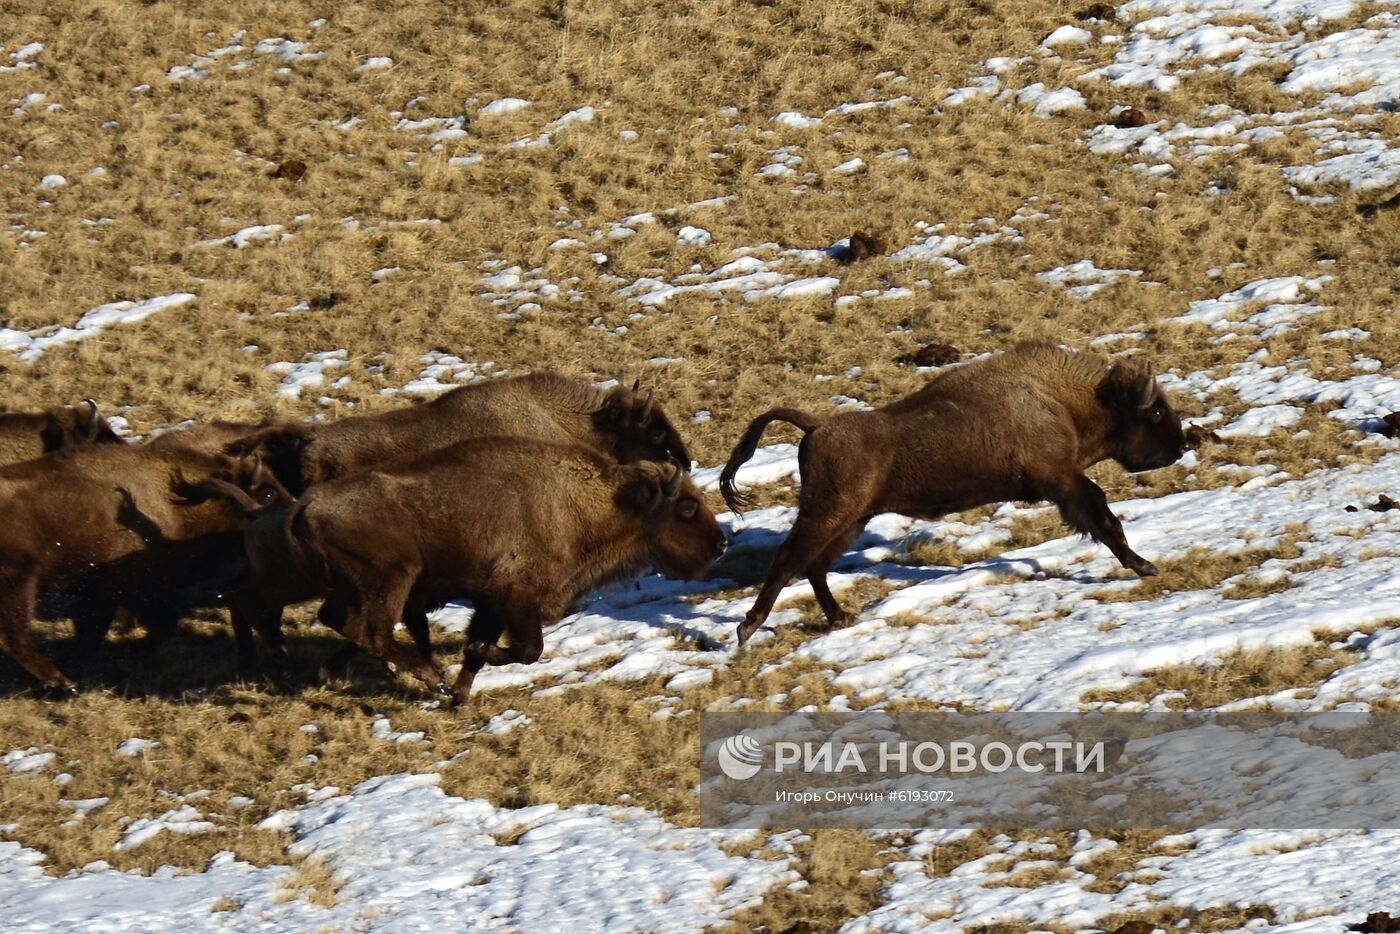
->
xmin=615 ymin=464 xmax=666 ymax=516
xmin=1098 ymin=361 xmax=1157 ymax=410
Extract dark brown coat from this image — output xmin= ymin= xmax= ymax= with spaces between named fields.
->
xmin=284 ymin=373 xmax=692 ymax=492
xmin=232 ymin=438 xmax=726 ymax=702
xmin=0 ymin=400 xmax=123 ymax=466
xmin=0 ymin=443 xmax=292 ymax=691
xmin=719 ymin=342 xmax=1187 ymax=645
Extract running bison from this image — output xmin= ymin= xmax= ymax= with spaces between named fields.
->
xmin=232 ymin=438 xmax=727 ymax=703
xmin=230 ymin=373 xmax=693 ymax=495
xmin=0 ymin=400 xmax=123 ymax=466
xmin=719 ymin=342 xmax=1186 ymax=645
xmin=0 ymin=442 xmax=294 ymax=692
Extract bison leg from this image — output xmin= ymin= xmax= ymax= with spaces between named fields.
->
xmin=133 ymin=602 xmax=181 ymax=653
xmin=451 ymin=601 xmax=508 ymax=706
xmin=0 ymin=572 xmax=76 ymax=694
xmin=228 ymin=592 xmax=291 ymax=680
xmin=805 ymin=524 xmax=867 ymax=628
xmin=1046 ymin=472 xmax=1157 ymax=577
xmin=737 ymin=512 xmax=861 ymax=646
xmin=63 ymin=599 xmax=119 ymax=662
xmin=318 ymin=597 xmax=431 ymax=681
xmin=339 ymin=578 xmax=449 ymax=697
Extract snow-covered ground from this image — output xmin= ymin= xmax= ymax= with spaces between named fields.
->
xmin=3 ymin=0 xmax=1400 ymax=928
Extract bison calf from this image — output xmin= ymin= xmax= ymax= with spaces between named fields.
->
xmin=234 ymin=438 xmax=727 ymax=703
xmin=720 ymin=342 xmax=1186 ymax=646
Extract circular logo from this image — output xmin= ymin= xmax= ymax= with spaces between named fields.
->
xmin=718 ymin=733 xmax=764 ymax=780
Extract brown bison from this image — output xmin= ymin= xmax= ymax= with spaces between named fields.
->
xmin=0 ymin=400 xmax=123 ymax=466
xmin=260 ymin=373 xmax=693 ymax=493
xmin=719 ymin=342 xmax=1186 ymax=645
xmin=60 ymin=420 xmax=313 ymax=654
xmin=231 ymin=438 xmax=727 ymax=702
xmin=0 ymin=441 xmax=294 ymax=692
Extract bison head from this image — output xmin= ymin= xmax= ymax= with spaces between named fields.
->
xmin=617 ymin=458 xmax=727 ymax=580
xmin=603 ymin=381 xmax=694 ymax=468
xmin=221 ymin=422 xmax=313 ymax=496
xmin=1097 ymin=361 xmax=1186 ymax=472
xmin=40 ymin=399 xmax=124 ymax=452
xmin=175 ymin=452 xmax=295 ymax=515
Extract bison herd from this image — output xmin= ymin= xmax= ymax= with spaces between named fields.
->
xmin=0 ymin=342 xmax=1186 ymax=705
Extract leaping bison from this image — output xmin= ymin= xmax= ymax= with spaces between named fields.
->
xmin=719 ymin=342 xmax=1187 ymax=646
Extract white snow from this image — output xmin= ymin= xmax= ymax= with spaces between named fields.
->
xmin=115 ymin=738 xmax=161 ymax=757
xmin=0 ymin=293 xmax=197 ymax=363
xmin=479 ymin=97 xmax=531 ymax=116
xmin=676 ymin=225 xmax=712 ymax=246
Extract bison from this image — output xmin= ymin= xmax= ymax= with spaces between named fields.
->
xmin=719 ymin=342 xmax=1186 ymax=646
xmin=0 ymin=441 xmax=294 ymax=692
xmin=0 ymin=400 xmax=123 ymax=466
xmin=265 ymin=372 xmax=693 ymax=493
xmin=230 ymin=438 xmax=727 ymax=703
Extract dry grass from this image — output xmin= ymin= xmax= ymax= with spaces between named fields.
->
xmin=716 ymin=830 xmax=895 ymax=933
xmin=2 ymin=0 xmax=1398 ymax=917
xmin=1081 ymin=642 xmax=1357 ymax=710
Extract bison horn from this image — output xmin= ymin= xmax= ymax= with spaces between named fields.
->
xmin=662 ymin=460 xmax=684 ymax=498
xmin=82 ymin=399 xmax=100 ymax=436
xmin=639 ymin=389 xmax=655 ymax=424
xmin=632 ymin=378 xmax=641 ymax=393
xmin=1136 ymin=364 xmax=1156 ymax=408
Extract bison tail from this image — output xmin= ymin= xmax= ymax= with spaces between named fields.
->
xmin=718 ymin=407 xmax=821 ymax=513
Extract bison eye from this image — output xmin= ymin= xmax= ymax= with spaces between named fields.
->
xmin=258 ymin=488 xmax=278 ymax=503
xmin=677 ymin=501 xmax=698 ymax=520
xmin=1149 ymin=407 xmax=1164 ymax=424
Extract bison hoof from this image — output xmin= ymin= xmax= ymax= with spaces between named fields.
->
xmin=1134 ymin=561 xmax=1159 ymax=578
xmin=735 ymin=619 xmax=763 ymax=648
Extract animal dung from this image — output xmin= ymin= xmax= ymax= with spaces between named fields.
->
xmin=1110 ymin=107 xmax=1149 ymax=129
xmin=831 ymin=231 xmax=886 ymax=264
xmin=1076 ymin=2 xmax=1116 ymax=19
xmin=897 ymin=342 xmax=962 ymax=368
xmin=272 ymin=159 xmax=308 ymax=181
xmin=1351 ymin=912 xmax=1400 ymax=933
xmin=1345 ymin=494 xmax=1398 ymax=513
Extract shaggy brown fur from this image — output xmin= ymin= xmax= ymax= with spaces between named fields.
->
xmin=280 ymin=373 xmax=693 ymax=493
xmin=0 ymin=443 xmax=293 ymax=691
xmin=0 ymin=400 xmax=124 ymax=467
xmin=231 ymin=438 xmax=727 ymax=701
xmin=719 ymin=342 xmax=1186 ymax=645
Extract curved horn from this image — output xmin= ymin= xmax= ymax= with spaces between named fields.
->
xmin=639 ymin=389 xmax=655 ymax=424
xmin=662 ymin=460 xmax=684 ymax=498
xmin=82 ymin=399 xmax=100 ymax=436
xmin=1136 ymin=364 xmax=1157 ymax=408
xmin=632 ymin=378 xmax=640 ymax=393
